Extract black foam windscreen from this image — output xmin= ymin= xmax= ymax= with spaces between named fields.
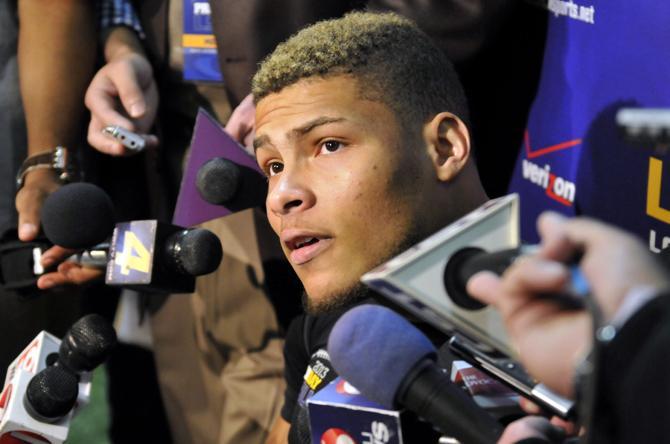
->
xmin=58 ymin=314 xmax=117 ymax=373
xmin=41 ymin=183 xmax=115 ymax=249
xmin=289 ymin=407 xmax=312 ymax=444
xmin=443 ymin=247 xmax=487 ymax=310
xmin=165 ymin=228 xmax=223 ymax=276
xmin=24 ymin=366 xmax=79 ymax=422
xmin=196 ymin=157 xmax=242 ymax=205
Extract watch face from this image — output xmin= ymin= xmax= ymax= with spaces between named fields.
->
xmin=53 ymin=146 xmax=67 ymax=169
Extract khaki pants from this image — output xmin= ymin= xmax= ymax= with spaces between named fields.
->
xmin=151 ymin=209 xmax=288 ymax=444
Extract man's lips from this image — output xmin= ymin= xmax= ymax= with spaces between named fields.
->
xmin=281 ymin=229 xmax=333 ymax=265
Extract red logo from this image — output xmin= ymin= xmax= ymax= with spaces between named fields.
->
xmin=321 ymin=428 xmax=357 ymax=444
xmin=335 ymin=380 xmax=360 ymax=396
xmin=521 ymin=131 xmax=581 ymax=206
xmin=16 ymin=338 xmax=41 ymax=375
xmin=0 ymin=384 xmax=12 ymax=411
xmin=0 ymin=431 xmax=52 ymax=444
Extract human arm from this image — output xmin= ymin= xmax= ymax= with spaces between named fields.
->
xmin=15 ymin=0 xmax=96 ymax=241
xmin=37 ymin=2 xmax=157 ymax=288
xmin=85 ymin=22 xmax=159 ymax=155
xmin=265 ymin=416 xmax=290 ymax=444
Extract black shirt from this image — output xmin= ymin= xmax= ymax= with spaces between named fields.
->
xmin=281 ymin=311 xmax=341 ymax=420
xmin=282 ymin=306 xmax=359 ymax=444
xmin=280 ymin=297 xmax=451 ymax=443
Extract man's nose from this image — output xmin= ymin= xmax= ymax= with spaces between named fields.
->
xmin=266 ymin=168 xmax=316 ymax=216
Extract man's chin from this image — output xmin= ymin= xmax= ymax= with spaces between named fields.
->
xmin=302 ymin=283 xmax=372 ymax=316
xmin=300 ymin=228 xmax=426 ymax=316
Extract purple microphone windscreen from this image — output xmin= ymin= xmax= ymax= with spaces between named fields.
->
xmin=41 ymin=183 xmax=115 ymax=249
xmin=327 ymin=304 xmax=436 ymax=408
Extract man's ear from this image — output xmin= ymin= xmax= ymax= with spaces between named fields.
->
xmin=423 ymin=112 xmax=471 ymax=182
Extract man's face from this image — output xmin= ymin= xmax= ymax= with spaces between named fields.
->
xmin=254 ymin=75 xmax=434 ymax=313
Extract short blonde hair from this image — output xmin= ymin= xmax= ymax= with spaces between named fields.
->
xmin=252 ymin=12 xmax=468 ymax=130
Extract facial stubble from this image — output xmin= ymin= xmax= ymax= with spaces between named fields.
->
xmin=302 ymin=222 xmax=426 ymax=315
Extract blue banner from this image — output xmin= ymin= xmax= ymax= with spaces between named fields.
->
xmin=182 ymin=0 xmax=223 ymax=82
xmin=508 ymin=1 xmax=670 ymax=253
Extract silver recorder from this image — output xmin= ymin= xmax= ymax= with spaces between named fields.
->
xmin=102 ymin=126 xmax=146 ymax=152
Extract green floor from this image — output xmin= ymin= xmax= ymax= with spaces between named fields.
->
xmin=67 ymin=367 xmax=110 ymax=444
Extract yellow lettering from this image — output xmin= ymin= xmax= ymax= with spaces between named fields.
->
xmin=116 ymin=231 xmax=151 ymax=275
xmin=647 ymin=157 xmax=670 ymax=224
xmin=305 ymin=371 xmax=322 ymax=390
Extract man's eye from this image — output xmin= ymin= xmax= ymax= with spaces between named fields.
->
xmin=320 ymin=140 xmax=343 ymax=154
xmin=268 ymin=161 xmax=284 ymax=176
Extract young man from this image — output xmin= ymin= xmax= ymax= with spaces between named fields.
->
xmin=251 ymin=12 xmax=488 ymax=442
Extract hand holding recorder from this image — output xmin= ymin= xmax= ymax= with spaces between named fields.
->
xmin=467 ymin=211 xmax=670 ymax=397
xmin=84 ymin=27 xmax=158 ymax=156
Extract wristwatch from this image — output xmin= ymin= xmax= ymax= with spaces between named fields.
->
xmin=15 ymin=146 xmax=75 ymax=190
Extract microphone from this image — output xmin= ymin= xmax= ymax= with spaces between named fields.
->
xmin=161 ymin=227 xmax=222 ymax=277
xmin=196 ymin=157 xmax=241 ymax=205
xmin=40 ymin=183 xmax=223 ymax=293
xmin=0 ymin=315 xmax=117 ymax=443
xmin=173 ymin=109 xmax=267 ymax=227
xmin=41 ymin=183 xmax=115 ymax=249
xmin=22 ymin=315 xmax=115 ymax=424
xmin=55 ymin=314 xmax=117 ymax=374
xmin=195 ymin=157 xmax=267 ymax=210
xmin=360 ymin=196 xmax=578 ymax=419
xmin=444 ymin=246 xmax=588 ymax=312
xmin=307 ymin=375 xmax=441 ymax=444
xmin=328 ymin=304 xmax=503 ymax=444
xmin=23 ymin=366 xmax=79 ymax=424
xmin=361 ymin=195 xmax=522 ymax=357
xmin=57 ymin=230 xmax=221 ymax=276
xmin=105 ymin=223 xmax=223 ymax=292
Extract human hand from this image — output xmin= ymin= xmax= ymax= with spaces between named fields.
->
xmin=37 ymin=245 xmax=103 ymax=290
xmin=468 ymin=256 xmax=591 ymax=397
xmin=537 ymin=212 xmax=670 ymax=322
xmin=85 ymin=51 xmax=159 ymax=155
xmin=518 ymin=398 xmax=579 ymax=436
xmin=225 ymin=93 xmax=256 ymax=154
xmin=467 ymin=212 xmax=670 ymax=397
xmin=15 ymin=169 xmax=61 ymax=241
xmin=498 ymin=416 xmax=567 ymax=444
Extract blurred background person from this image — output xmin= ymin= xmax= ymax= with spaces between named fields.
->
xmin=8 ymin=1 xmax=173 ymax=442
xmin=1 ymin=0 xmax=94 ymax=382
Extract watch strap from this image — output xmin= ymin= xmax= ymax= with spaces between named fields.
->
xmin=15 ymin=146 xmax=75 ymax=190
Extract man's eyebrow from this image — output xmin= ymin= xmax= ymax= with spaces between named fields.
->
xmin=253 ymin=134 xmax=270 ymax=153
xmin=253 ymin=116 xmax=346 ymax=154
xmin=290 ymin=116 xmax=346 ymax=138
